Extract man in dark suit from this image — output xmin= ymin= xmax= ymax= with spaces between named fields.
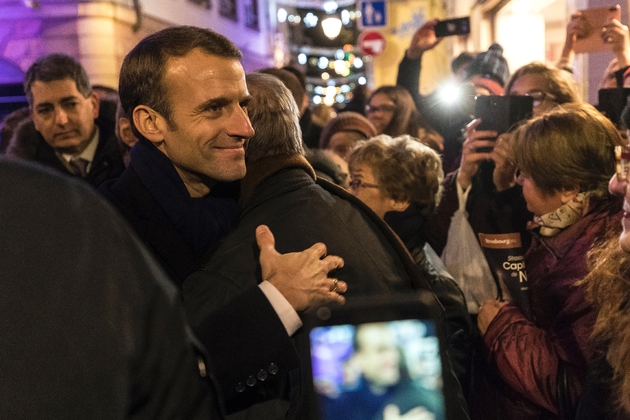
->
xmin=99 ymin=26 xmax=348 ymax=415
xmin=6 ymin=54 xmax=124 ymax=187
xmin=183 ymin=72 xmax=470 ymax=420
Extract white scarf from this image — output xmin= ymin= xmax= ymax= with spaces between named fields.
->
xmin=533 ymin=192 xmax=590 ymax=237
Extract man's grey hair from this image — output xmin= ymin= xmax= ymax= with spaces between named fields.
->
xmin=244 ymin=72 xmax=304 ymax=164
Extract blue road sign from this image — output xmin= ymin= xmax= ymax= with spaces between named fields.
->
xmin=361 ymin=1 xmax=387 ymax=28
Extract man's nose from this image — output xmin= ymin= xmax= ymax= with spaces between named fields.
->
xmin=229 ymin=107 xmax=254 ymax=139
xmin=54 ymin=108 xmax=68 ymax=125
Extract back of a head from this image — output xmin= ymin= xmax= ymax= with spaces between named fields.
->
xmin=282 ymin=66 xmax=307 ymax=89
xmin=245 ymin=72 xmax=303 ymax=164
xmin=349 ymin=134 xmax=443 ymax=214
xmin=24 ymin=53 xmax=92 ymax=105
xmin=513 ymin=103 xmax=624 ymax=198
xmin=119 ymin=25 xmax=242 ymax=138
xmin=506 ymin=62 xmax=580 ymax=105
xmin=256 ymin=67 xmax=306 ymax=113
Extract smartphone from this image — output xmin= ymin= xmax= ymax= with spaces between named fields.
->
xmin=474 ymin=95 xmax=533 ymax=152
xmin=303 ymin=293 xmax=449 ymax=420
xmin=434 ymin=17 xmax=470 ymax=38
xmin=598 ymin=87 xmax=630 ymax=126
xmin=574 ymin=6 xmax=622 ymax=53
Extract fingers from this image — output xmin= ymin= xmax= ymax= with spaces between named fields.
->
xmin=322 ymin=254 xmax=344 ymax=272
xmin=466 ymin=118 xmax=482 ymax=131
xmin=325 ymin=278 xmax=347 ymax=303
xmin=304 ymin=241 xmax=328 ymax=259
xmin=423 ymin=18 xmax=439 ymax=29
xmin=466 ymin=119 xmax=497 ymax=140
xmin=335 ymin=280 xmax=348 ymax=294
xmin=255 ymin=224 xmax=279 ymax=257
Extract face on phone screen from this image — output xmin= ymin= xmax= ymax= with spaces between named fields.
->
xmin=309 ymin=320 xmax=446 ymax=420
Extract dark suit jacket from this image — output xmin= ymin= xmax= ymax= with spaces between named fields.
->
xmin=7 ymin=117 xmax=124 ymax=188
xmin=99 ymin=158 xmax=300 ymax=415
xmin=183 ymin=156 xmax=470 ymax=420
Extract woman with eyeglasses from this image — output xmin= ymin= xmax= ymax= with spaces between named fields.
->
xmin=428 ymin=62 xmax=581 ymax=258
xmin=475 ymin=103 xmax=623 ymax=419
xmin=365 ymin=86 xmax=444 ymax=152
xmin=347 ymin=134 xmax=473 ymax=389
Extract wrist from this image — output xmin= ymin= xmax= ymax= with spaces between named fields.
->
xmin=617 ymin=51 xmax=630 ymax=68
xmin=456 ymin=171 xmax=472 ymax=190
xmin=405 ymin=48 xmax=423 ymax=60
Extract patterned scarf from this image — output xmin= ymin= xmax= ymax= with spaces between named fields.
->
xmin=533 ymin=192 xmax=590 ymax=237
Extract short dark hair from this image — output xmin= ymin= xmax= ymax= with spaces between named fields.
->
xmin=245 ymin=72 xmax=303 ymax=164
xmin=24 ymin=54 xmax=92 ymax=105
xmin=119 ymin=26 xmax=242 ymax=135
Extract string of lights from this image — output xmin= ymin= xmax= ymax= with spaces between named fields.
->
xmin=276 ymin=2 xmax=369 ymax=108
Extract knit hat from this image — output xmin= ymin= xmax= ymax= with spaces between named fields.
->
xmin=318 ymin=111 xmax=377 ymax=149
xmin=466 ymin=43 xmax=509 ymax=93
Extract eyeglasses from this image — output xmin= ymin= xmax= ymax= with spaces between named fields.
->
xmin=524 ymin=91 xmax=555 ymax=108
xmin=349 ymin=179 xmax=380 ymax=191
xmin=615 ymin=145 xmax=630 ymax=181
xmin=365 ymin=104 xmax=396 ymax=114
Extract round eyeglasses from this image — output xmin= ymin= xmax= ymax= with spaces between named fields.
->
xmin=365 ymin=104 xmax=396 ymax=114
xmin=525 ymin=91 xmax=555 ymax=108
xmin=349 ymin=179 xmax=380 ymax=191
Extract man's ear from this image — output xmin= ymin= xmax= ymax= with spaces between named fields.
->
xmin=89 ymin=93 xmax=100 ymax=119
xmin=133 ymin=105 xmax=165 ymax=145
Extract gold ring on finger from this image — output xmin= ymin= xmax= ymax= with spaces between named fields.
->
xmin=330 ymin=278 xmax=338 ymax=293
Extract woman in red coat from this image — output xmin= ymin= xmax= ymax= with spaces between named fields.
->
xmin=477 ymin=103 xmax=624 ymax=419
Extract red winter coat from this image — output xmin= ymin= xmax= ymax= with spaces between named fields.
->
xmin=482 ymin=196 xmax=622 ymax=419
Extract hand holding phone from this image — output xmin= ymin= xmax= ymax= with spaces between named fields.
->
xmin=457 ymin=119 xmax=497 ymax=190
xmin=407 ymin=19 xmax=442 ymax=59
xmin=574 ymin=5 xmax=622 ymax=53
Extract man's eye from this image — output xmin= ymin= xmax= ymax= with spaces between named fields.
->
xmin=37 ymin=107 xmax=53 ymax=116
xmin=205 ymin=105 xmax=224 ymax=114
xmin=62 ymin=102 xmax=79 ymax=110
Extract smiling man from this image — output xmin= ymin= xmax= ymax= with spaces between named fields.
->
xmin=7 ymin=54 xmax=124 ymax=186
xmin=99 ymin=26 xmax=348 ymax=415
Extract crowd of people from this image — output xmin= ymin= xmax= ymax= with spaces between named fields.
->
xmin=1 ymin=9 xmax=630 ymax=420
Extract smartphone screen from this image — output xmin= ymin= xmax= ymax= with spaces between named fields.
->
xmin=434 ymin=17 xmax=470 ymax=38
xmin=310 ymin=319 xmax=446 ymax=420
